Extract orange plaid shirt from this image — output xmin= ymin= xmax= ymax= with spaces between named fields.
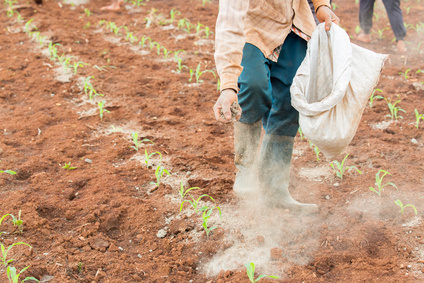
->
xmin=214 ymin=0 xmax=330 ymax=92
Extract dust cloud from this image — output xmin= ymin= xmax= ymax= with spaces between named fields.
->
xmin=201 ymin=185 xmax=321 ymax=278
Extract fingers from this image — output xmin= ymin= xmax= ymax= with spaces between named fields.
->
xmin=213 ymin=103 xmax=231 ymax=123
xmin=325 ymin=16 xmax=331 ymax=31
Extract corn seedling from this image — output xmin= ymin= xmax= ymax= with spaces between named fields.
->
xmin=9 ymin=210 xmax=23 ymax=234
xmin=375 ymin=27 xmax=388 ymax=39
xmin=0 ymin=170 xmax=16 ymax=175
xmin=202 ymin=26 xmax=212 ymax=38
xmin=180 ymin=191 xmax=215 ymax=213
xmin=178 ymin=181 xmax=201 ymax=200
xmin=72 ymin=61 xmax=85 ymax=74
xmin=385 ymin=98 xmax=406 ymax=120
xmin=308 ymin=141 xmax=321 ymax=161
xmin=77 ymin=262 xmax=84 ymax=273
xmin=62 ymin=162 xmax=77 ymax=170
xmin=23 ymin=19 xmax=35 ymax=33
xmin=201 ymin=0 xmax=211 ymax=5
xmin=113 ymin=25 xmax=127 ymax=36
xmin=139 ymin=36 xmax=151 ymax=47
xmin=178 ymin=18 xmax=194 ymax=33
xmin=125 ymin=31 xmax=137 ymax=43
xmin=6 ymin=265 xmax=40 ymax=283
xmin=84 ymin=8 xmax=92 ymax=17
xmin=83 ymin=76 xmax=103 ymax=100
xmin=174 ymin=51 xmax=188 ymax=73
xmin=151 ymin=165 xmax=170 ymax=187
xmin=394 ymin=199 xmax=417 ymax=215
xmin=162 ymin=47 xmax=170 ymax=59
xmin=145 ymin=150 xmax=161 ymax=167
xmin=415 ymin=109 xmax=424 ymax=128
xmin=47 ymin=42 xmax=60 ymax=60
xmin=155 ymin=43 xmax=162 ymax=55
xmin=369 ymin=88 xmax=383 ymax=108
xmin=399 ymin=68 xmax=411 ymax=80
xmin=59 ymin=56 xmax=72 ymax=73
xmin=130 ymin=132 xmax=153 ymax=152
xmin=373 ymin=12 xmax=381 ymax=22
xmin=195 ymin=23 xmax=204 ymax=35
xmin=369 ymin=170 xmax=398 ymax=197
xmin=1 ymin=242 xmax=32 ymax=267
xmin=194 ymin=63 xmax=216 ymax=83
xmin=202 ymin=206 xmax=222 ymax=238
xmin=97 ymin=101 xmax=109 ymax=121
xmin=245 ymin=262 xmax=279 ymax=282
xmin=330 ymin=154 xmax=361 ymax=181
xmin=331 ymin=3 xmax=338 ymax=10
xmin=169 ymin=8 xmax=180 ymax=21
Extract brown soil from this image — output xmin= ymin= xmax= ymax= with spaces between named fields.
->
xmin=1 ymin=0 xmax=424 ymax=282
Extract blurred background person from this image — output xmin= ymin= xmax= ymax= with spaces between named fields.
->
xmin=356 ymin=0 xmax=407 ymax=53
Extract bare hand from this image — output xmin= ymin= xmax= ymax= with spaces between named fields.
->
xmin=213 ymin=89 xmax=240 ymax=123
xmin=316 ymin=5 xmax=340 ymax=31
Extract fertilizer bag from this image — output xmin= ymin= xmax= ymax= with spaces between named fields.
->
xmin=291 ymin=23 xmax=388 ymax=159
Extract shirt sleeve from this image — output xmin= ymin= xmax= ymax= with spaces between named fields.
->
xmin=311 ymin=0 xmax=331 ymax=12
xmin=214 ymin=0 xmax=249 ymax=92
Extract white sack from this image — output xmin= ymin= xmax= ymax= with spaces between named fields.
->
xmin=291 ymin=23 xmax=388 ymax=159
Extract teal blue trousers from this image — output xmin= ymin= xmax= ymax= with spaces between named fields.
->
xmin=238 ymin=32 xmax=307 ymax=137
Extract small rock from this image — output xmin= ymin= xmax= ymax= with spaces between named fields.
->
xmin=334 ymin=183 xmax=339 ymax=187
xmin=84 ymin=158 xmax=92 ymax=163
xmin=108 ymin=243 xmax=119 ymax=252
xmin=40 ymin=275 xmax=55 ymax=283
xmin=89 ymin=237 xmax=110 ymax=252
xmin=157 ymin=229 xmax=167 ymax=238
xmin=411 ymin=139 xmax=418 ymax=144
xmin=412 ymin=82 xmax=424 ymax=91
xmin=325 ymin=195 xmax=330 ymax=200
xmin=407 ymin=265 xmax=412 ymax=269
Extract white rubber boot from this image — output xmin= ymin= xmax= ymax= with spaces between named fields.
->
xmin=233 ymin=120 xmax=262 ymax=196
xmin=258 ymin=134 xmax=318 ymax=213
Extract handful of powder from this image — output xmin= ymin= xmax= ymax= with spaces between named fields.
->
xmin=220 ymin=101 xmax=241 ymax=122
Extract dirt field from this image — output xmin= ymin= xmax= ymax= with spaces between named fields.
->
xmin=1 ymin=0 xmax=424 ymax=282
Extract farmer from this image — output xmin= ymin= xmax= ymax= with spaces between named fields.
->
xmin=356 ymin=0 xmax=407 ymax=53
xmin=213 ymin=0 xmax=339 ymax=213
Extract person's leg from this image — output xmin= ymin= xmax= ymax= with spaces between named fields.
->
xmin=101 ymin=0 xmax=124 ymax=11
xmin=234 ymin=43 xmax=272 ymax=195
xmin=357 ymin=0 xmax=375 ymax=43
xmin=259 ymin=33 xmax=317 ymax=213
xmin=382 ymin=0 xmax=407 ymax=53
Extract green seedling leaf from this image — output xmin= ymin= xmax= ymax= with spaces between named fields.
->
xmin=62 ymin=162 xmax=77 ymax=170
xmin=395 ymin=199 xmax=418 ymax=215
xmin=368 ymin=169 xmax=398 ymax=197
xmin=1 ymin=242 xmax=32 ymax=268
xmin=244 ymin=262 xmax=279 ymax=282
xmin=0 ymin=170 xmax=16 ymax=175
xmin=330 ymin=154 xmax=361 ymax=181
